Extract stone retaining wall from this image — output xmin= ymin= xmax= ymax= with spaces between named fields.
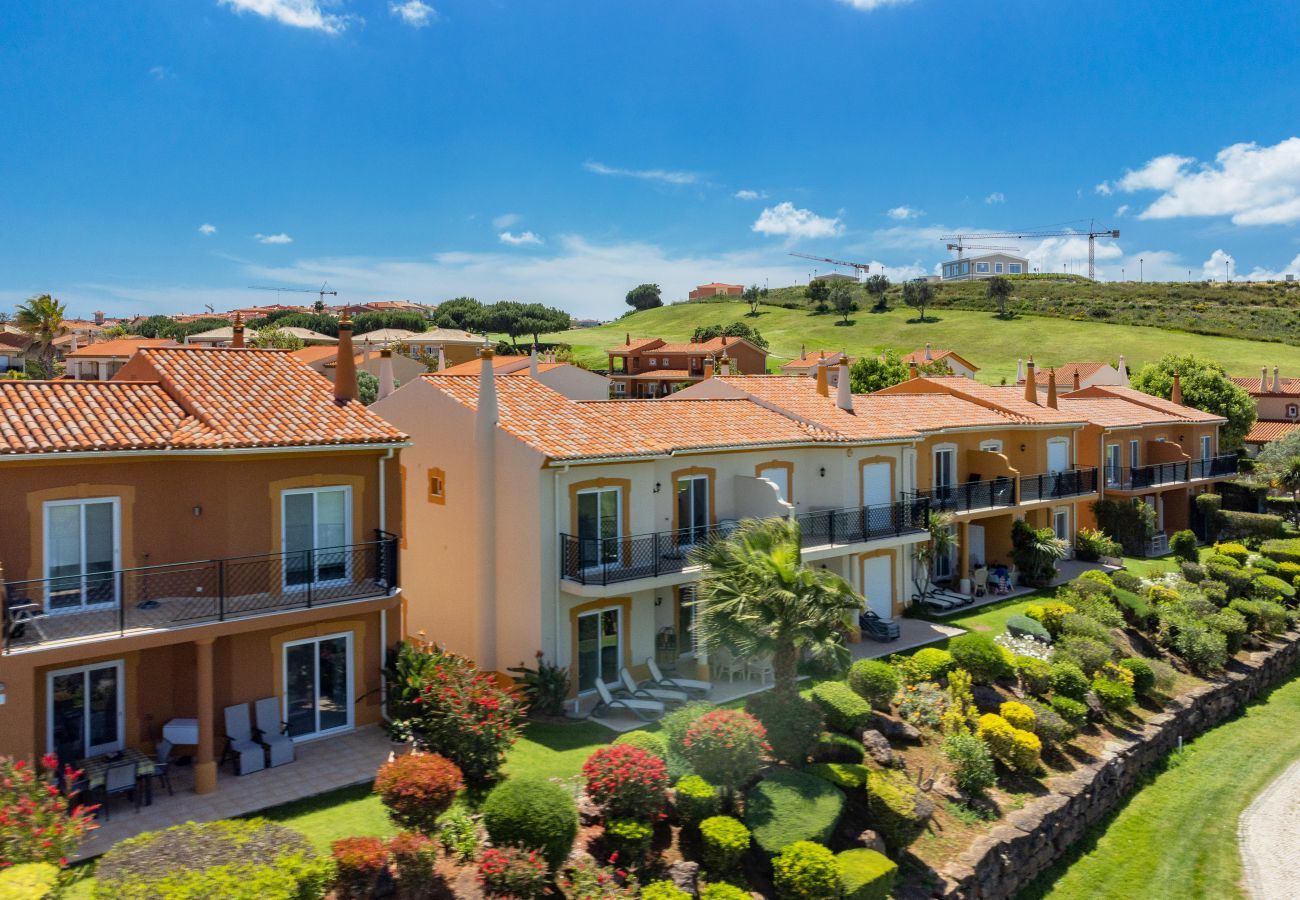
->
xmin=934 ymin=631 xmax=1300 ymax=899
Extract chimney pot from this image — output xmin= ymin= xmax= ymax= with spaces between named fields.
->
xmin=1023 ymin=357 xmax=1038 ymax=404
xmin=378 ymin=348 xmax=395 ymax=400
xmin=719 ymin=354 xmax=731 ymax=377
xmin=334 ymin=313 xmax=358 ymax=403
xmin=908 ymin=360 xmax=919 ymax=380
xmin=1274 ymin=365 xmax=1281 ymax=393
xmin=1262 ymin=365 xmax=1269 ymax=392
xmin=1046 ymin=368 xmax=1058 ymax=409
xmin=703 ymin=358 xmax=715 ymax=379
xmin=1072 ymin=369 xmax=1081 ymax=391
xmin=815 ymin=360 xmax=830 ymax=396
xmin=836 ymin=363 xmax=853 ymax=411
xmin=924 ymin=342 xmax=933 ymax=361
xmin=1171 ymin=371 xmax=1183 ymax=405
xmin=232 ymin=312 xmax=245 ymax=349
xmin=529 ymin=345 xmax=539 ymax=378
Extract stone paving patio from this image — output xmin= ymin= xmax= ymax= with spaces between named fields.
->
xmin=77 ymin=725 xmax=402 ymax=859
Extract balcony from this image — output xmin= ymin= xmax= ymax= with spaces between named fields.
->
xmin=913 ymin=477 xmax=1017 ymax=514
xmin=1105 ymin=455 xmax=1236 ymax=491
xmin=2 ymin=534 xmax=399 ymax=653
xmin=1190 ymin=454 xmax=1239 ymax=480
xmin=1018 ymin=467 xmax=1099 ymax=503
xmin=558 ymin=499 xmax=930 ymax=587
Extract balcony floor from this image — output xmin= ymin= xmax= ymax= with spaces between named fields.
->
xmin=75 ymin=725 xmax=402 ymax=860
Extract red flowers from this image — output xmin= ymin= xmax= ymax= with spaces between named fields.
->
xmin=373 ymin=752 xmax=465 ymax=835
xmin=477 ymin=846 xmax=549 ymax=897
xmin=0 ymin=755 xmax=96 ymax=867
xmin=680 ymin=710 xmax=771 ymax=792
xmin=581 ymin=745 xmax=669 ymax=819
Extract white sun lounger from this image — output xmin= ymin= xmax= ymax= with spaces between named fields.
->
xmin=645 ymin=657 xmax=712 ymax=696
xmin=593 ymin=679 xmax=664 ymax=721
xmin=620 ymin=667 xmax=688 ymax=707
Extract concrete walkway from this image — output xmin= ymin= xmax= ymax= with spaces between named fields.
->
xmin=1239 ymin=757 xmax=1300 ymax=899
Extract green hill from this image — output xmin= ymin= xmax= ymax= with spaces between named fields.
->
xmin=541 ymin=301 xmax=1300 ymax=385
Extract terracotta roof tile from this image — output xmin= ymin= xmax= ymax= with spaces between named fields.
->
xmin=65 ymin=338 xmax=177 ymax=359
xmin=877 ymin=377 xmax=1084 ymax=423
xmin=0 ymin=382 xmax=189 ymax=453
xmin=900 ymin=348 xmax=979 ymax=371
xmin=1231 ymin=375 xmax=1300 ymax=397
xmin=1064 ymin=384 xmax=1225 ymax=423
xmin=1246 ymin=420 xmax=1300 ymax=443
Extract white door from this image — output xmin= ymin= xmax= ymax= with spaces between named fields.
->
xmin=1053 ymin=508 xmax=1070 ymax=541
xmin=863 ymin=556 xmax=893 ymax=618
xmin=283 ymin=487 xmax=352 ymax=589
xmin=1047 ymin=440 xmax=1069 ymax=474
xmin=677 ymin=476 xmax=710 ymax=544
xmin=1106 ymin=444 xmax=1121 ymax=486
xmin=284 ymin=632 xmax=354 ymax=740
xmin=861 ymin=462 xmax=892 ymax=508
xmin=1200 ymin=435 xmax=1212 ymax=459
xmin=48 ymin=660 xmax=125 ymax=760
xmin=968 ymin=524 xmax=986 ymax=568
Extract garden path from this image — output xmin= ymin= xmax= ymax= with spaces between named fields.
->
xmin=1239 ymin=756 xmax=1300 ymax=899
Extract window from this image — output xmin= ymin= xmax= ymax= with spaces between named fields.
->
xmin=933 ymin=524 xmax=957 ymax=580
xmin=576 ymin=487 xmax=622 ymax=569
xmin=44 ymin=498 xmax=119 ymax=612
xmin=1129 ymin=440 xmax=1140 ymax=470
xmin=649 ymin=358 xmax=657 ymax=367
xmin=976 ymin=262 xmax=990 ymax=274
xmin=1200 ymin=435 xmax=1212 ymax=459
xmin=1053 ymin=508 xmax=1070 ymax=542
xmin=612 ymin=382 xmax=626 ymax=397
xmin=933 ymin=446 xmax=957 ymax=497
xmin=1047 ymin=438 xmax=1070 ymax=474
xmin=1289 ymin=404 xmax=1298 ymax=419
xmin=48 ymin=660 xmax=124 ymax=760
xmin=576 ymin=607 xmax=622 ymax=693
xmin=282 ymin=486 xmax=352 ymax=589
xmin=677 ymin=475 xmax=710 ymax=544
xmin=1106 ymin=444 xmax=1122 ymax=486
xmin=994 ymin=263 xmax=1004 ymax=274
xmin=979 ymin=439 xmax=1003 ymax=453
xmin=662 ymin=358 xmax=669 ymax=367
xmin=283 ymin=632 xmax=353 ymax=740
xmin=428 ymin=468 xmax=445 ymax=505
xmin=961 ymin=261 xmax=970 ymax=274
xmin=677 ymin=586 xmax=698 ymax=656
xmin=1008 ymin=263 xmax=1022 ymax=274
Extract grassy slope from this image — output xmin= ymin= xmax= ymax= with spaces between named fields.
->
xmin=1022 ymin=661 xmax=1300 ymax=900
xmin=542 ymin=302 xmax=1300 ymax=385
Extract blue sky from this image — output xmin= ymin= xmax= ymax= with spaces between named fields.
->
xmin=3 ymin=0 xmax=1300 ymax=319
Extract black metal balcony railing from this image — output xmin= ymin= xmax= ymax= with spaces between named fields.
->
xmin=913 ymin=477 xmax=1017 ymax=514
xmin=1019 ymin=467 xmax=1099 ymax=503
xmin=559 ymin=499 xmax=930 ymax=586
xmin=1190 ymin=454 xmax=1239 ymax=480
xmin=2 ymin=533 xmax=399 ymax=653
xmin=1105 ymin=454 xmax=1236 ymax=490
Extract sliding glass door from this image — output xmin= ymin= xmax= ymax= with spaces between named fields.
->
xmin=282 ymin=487 xmax=351 ymax=589
xmin=47 ymin=660 xmax=124 ymax=761
xmin=44 ymin=498 xmax=119 ymax=611
xmin=575 ymin=608 xmax=621 ymax=693
xmin=284 ymin=632 xmax=353 ymax=739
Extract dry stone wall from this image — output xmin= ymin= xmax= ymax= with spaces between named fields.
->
xmin=932 ymin=632 xmax=1300 ymax=899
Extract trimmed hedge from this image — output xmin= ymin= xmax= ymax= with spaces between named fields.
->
xmin=1261 ymin=538 xmax=1300 ymax=565
xmin=811 ymin=681 xmax=873 ymax=734
xmin=744 ymin=768 xmax=846 ymax=855
xmin=805 ymin=762 xmax=869 ymax=791
xmin=482 ymin=776 xmax=578 ymax=871
xmin=674 ymin=775 xmax=721 ymax=825
xmin=903 ymin=647 xmax=955 ymax=681
xmin=772 ymin=841 xmax=840 ymax=900
xmin=699 ymin=815 xmax=751 ymax=873
xmin=847 ymin=660 xmax=899 ymax=710
xmin=836 ymin=848 xmax=898 ymax=900
xmin=1006 ymin=614 xmax=1051 ymax=643
xmin=864 ymin=770 xmax=933 ymax=851
xmin=949 ymin=632 xmax=1012 ymax=684
xmin=613 ymin=730 xmax=668 ymax=759
xmin=0 ymin=863 xmax=60 ymax=900
xmin=1217 ymin=511 xmax=1285 ymax=543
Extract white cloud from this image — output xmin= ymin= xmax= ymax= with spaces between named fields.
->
xmin=1202 ymin=249 xmax=1236 ymax=280
xmin=216 ymin=0 xmax=353 ymax=34
xmin=1115 ymin=205 xmax=1130 ymax=217
xmin=733 ymin=189 xmax=767 ymax=201
xmin=255 ymin=232 xmax=294 ymax=244
xmin=390 ymin=0 xmax=436 ymax=27
xmin=492 ymin=213 xmax=522 ymax=229
xmin=583 ymin=161 xmax=699 ymax=186
xmin=499 ymin=230 xmax=543 ymax=246
xmin=752 ymin=202 xmax=844 ymax=240
xmin=198 ymin=223 xmax=217 ymax=236
xmin=886 ymin=205 xmax=923 ymax=220
xmin=1100 ymin=138 xmax=1300 ymax=225
xmin=984 ymin=192 xmax=1006 ymax=205
xmin=1238 ymin=252 xmax=1300 ymax=281
xmin=149 ymin=65 xmax=174 ymax=81
xmin=836 ymin=0 xmax=914 ymax=10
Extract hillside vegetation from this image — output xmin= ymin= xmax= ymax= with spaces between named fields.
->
xmin=742 ymin=277 xmax=1300 ymax=348
xmin=542 ymin=301 xmax=1300 ymax=385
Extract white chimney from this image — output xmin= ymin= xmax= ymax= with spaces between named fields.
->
xmin=719 ymin=356 xmax=731 ymax=377
xmin=1117 ymin=354 xmax=1128 ymax=384
xmin=1016 ymin=358 xmax=1024 ymax=383
xmin=437 ymin=346 xmax=446 ymax=371
xmin=378 ymin=349 xmax=396 ymax=400
xmin=924 ymin=342 xmax=933 ymax=361
xmin=478 ymin=349 xmax=499 ymax=425
xmin=1262 ymin=366 xmax=1269 ymax=392
xmin=1274 ymin=366 xmax=1281 ymax=393
xmin=70 ymin=333 xmax=79 ymax=353
xmin=836 ymin=363 xmax=852 ymax=411
xmin=529 ymin=345 xmax=539 ymax=378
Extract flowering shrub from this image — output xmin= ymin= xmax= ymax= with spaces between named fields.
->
xmin=478 ymin=846 xmax=549 ymax=898
xmin=699 ymin=815 xmax=750 ymax=874
xmin=893 ymin=647 xmax=955 ymax=682
xmin=555 ymin=857 xmax=638 ymax=898
xmin=582 ymin=745 xmax=669 ymax=819
xmin=940 ymin=668 xmax=978 ymax=736
xmin=999 ymin=701 xmax=1037 ymax=733
xmin=996 ymin=633 xmax=1052 ymax=661
xmin=373 ymin=752 xmax=465 ymax=834
xmin=603 ymin=818 xmax=654 ymax=865
xmin=896 ymin=681 xmax=948 ymax=728
xmin=681 ymin=710 xmax=770 ymax=794
xmin=384 ymin=640 xmax=526 ymax=779
xmin=978 ymin=714 xmax=1041 ymax=774
xmin=388 ymin=831 xmax=437 ymax=895
xmin=772 ymin=840 xmax=840 ymax=900
xmin=332 ymin=836 xmax=390 ymax=898
xmin=0 ymin=754 xmax=96 ymax=868
xmin=673 ymin=776 xmax=720 ymax=825
xmin=1024 ymin=602 xmax=1076 ymax=638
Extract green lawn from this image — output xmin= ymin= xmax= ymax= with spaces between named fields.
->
xmin=1021 ymin=662 xmax=1300 ymax=900
xmin=541 ymin=302 xmax=1300 ymax=385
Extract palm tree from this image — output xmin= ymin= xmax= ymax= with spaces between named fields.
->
xmin=1272 ymin=456 xmax=1300 ymax=527
xmin=912 ymin=510 xmax=955 ymax=596
xmin=689 ymin=518 xmax=863 ymax=696
xmin=14 ymin=294 xmax=68 ymax=378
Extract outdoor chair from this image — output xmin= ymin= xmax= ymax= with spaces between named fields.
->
xmin=747 ymin=654 xmax=775 ymax=685
xmin=858 ymin=609 xmax=901 ymax=642
xmin=973 ymin=567 xmax=989 ymax=598
xmin=645 ymin=657 xmax=712 ymax=696
xmin=619 ymin=667 xmax=687 ymax=707
xmin=254 ymin=697 xmax=295 ymax=768
xmin=221 ymin=703 xmax=266 ymax=775
xmin=591 ymin=679 xmax=664 ymax=721
xmin=101 ymin=761 xmax=140 ymax=820
xmin=153 ymin=738 xmax=174 ymax=796
xmin=710 ymin=645 xmax=747 ymax=683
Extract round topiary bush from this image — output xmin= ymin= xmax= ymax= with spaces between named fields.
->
xmin=811 ymin=681 xmax=874 ymax=733
xmin=699 ymin=815 xmax=751 ymax=873
xmin=582 ymin=744 xmax=669 ymax=819
xmin=977 ymin=713 xmax=1041 ymax=774
xmin=1006 ymin=614 xmax=1051 ymax=644
xmin=772 ymin=841 xmax=840 ymax=900
xmin=744 ymin=768 xmax=846 ymax=856
xmin=908 ymin=647 xmax=956 ymax=680
xmin=746 ymin=690 xmax=824 ymax=764
xmin=481 ymin=776 xmax=579 ymax=871
xmin=864 ymin=769 xmax=934 ymax=851
xmin=1091 ymin=676 xmax=1136 ymax=713
xmin=612 ymin=729 xmax=668 ymax=759
xmin=0 ymin=863 xmax=60 ymax=900
xmin=999 ymin=700 xmax=1036 ymax=733
xmin=1048 ymin=661 xmax=1091 ymax=700
xmin=847 ymin=660 xmax=899 ymax=710
xmin=1118 ymin=657 xmax=1156 ymax=696
xmin=1052 ymin=635 xmax=1115 ymax=677
xmin=1253 ymin=573 xmax=1297 ymax=602
xmin=1013 ymin=655 xmax=1053 ymax=696
xmin=373 ymin=751 xmax=465 ymax=834
xmin=1049 ymin=694 xmax=1088 ymax=728
xmin=949 ymin=632 xmax=1011 ymax=684
xmin=93 ymin=819 xmax=330 ymax=900
xmin=332 ymin=836 xmax=390 ymax=898
xmin=673 ymin=775 xmax=721 ymax=825
xmin=682 ymin=710 xmax=770 ymax=794
xmin=836 ymin=848 xmax=899 ymax=900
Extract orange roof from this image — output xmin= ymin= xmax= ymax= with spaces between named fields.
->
xmin=607 ymin=338 xmax=666 ymax=353
xmin=291 ymin=345 xmax=341 ymax=365
xmin=695 ymin=283 xmax=742 ymax=289
xmin=627 ymin=369 xmax=694 ymax=379
xmin=780 ymin=352 xmax=853 ymax=372
xmin=900 ymin=348 xmax=979 ymax=371
xmin=65 ymin=338 xmax=177 ymax=359
xmin=1231 ymin=376 xmax=1300 ymax=397
xmin=0 ymin=347 xmax=405 ymax=455
xmin=1064 ymin=384 xmax=1225 ymax=423
xmin=438 ymin=355 xmax=530 ymax=375
xmin=1246 ymin=420 xmax=1300 ymax=443
xmin=877 ymin=377 xmax=1084 ymax=424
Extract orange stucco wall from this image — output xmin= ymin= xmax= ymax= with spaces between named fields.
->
xmin=913 ymin=427 xmax=1078 ymax=488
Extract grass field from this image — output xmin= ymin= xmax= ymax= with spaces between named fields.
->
xmin=1021 ymin=661 xmax=1300 ymax=900
xmin=542 ymin=301 xmax=1300 ymax=385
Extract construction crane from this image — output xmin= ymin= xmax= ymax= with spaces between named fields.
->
xmin=945 ymin=241 xmax=1017 ymax=258
xmin=788 ymin=252 xmax=870 ymax=279
xmin=247 ymin=283 xmax=339 ymax=308
xmin=940 ymin=224 xmax=1120 ymax=280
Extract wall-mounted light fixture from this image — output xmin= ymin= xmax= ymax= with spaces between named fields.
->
xmin=192 ymin=505 xmax=202 ymax=517
xmin=654 ymin=596 xmax=663 ymax=607
xmin=819 ymin=467 xmax=826 ymax=477
xmin=653 ymin=482 xmax=662 ymax=493
xmin=1019 ymin=444 xmax=1027 ymax=453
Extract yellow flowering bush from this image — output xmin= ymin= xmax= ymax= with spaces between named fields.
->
xmin=999 ymin=701 xmax=1036 ymax=733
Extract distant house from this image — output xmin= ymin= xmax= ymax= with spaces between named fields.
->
xmin=1231 ymin=366 xmax=1300 ymax=455
xmin=780 ymin=350 xmax=855 ymax=387
xmin=292 ymin=343 xmax=428 ymax=390
xmin=401 ymin=328 xmax=490 ymax=368
xmin=186 ymin=325 xmax=338 ymax=347
xmin=940 ymin=253 xmax=1029 ymax=281
xmin=606 ymin=334 xmax=769 ymax=398
xmin=901 ymin=344 xmax=979 ymax=378
xmin=570 ymin=318 xmax=604 ymax=329
xmin=0 ymin=332 xmax=27 ymax=374
xmin=1020 ymin=359 xmax=1129 ymax=392
xmin=688 ymin=283 xmax=744 ymax=300
xmin=65 ymin=338 xmax=179 ymax=380
xmin=438 ymin=353 xmax=611 ymax=401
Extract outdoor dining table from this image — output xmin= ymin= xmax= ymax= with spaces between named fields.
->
xmin=76 ymin=747 xmax=156 ymax=805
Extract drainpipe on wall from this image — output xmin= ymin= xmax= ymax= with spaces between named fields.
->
xmin=477 ymin=348 xmax=499 ymax=671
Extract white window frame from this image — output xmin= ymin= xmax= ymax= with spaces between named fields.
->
xmin=43 ymin=497 xmax=121 ymax=614
xmin=1052 ymin=507 xmax=1070 ymax=542
xmin=676 ymin=474 xmax=711 ymax=544
xmin=576 ymin=486 xmax=624 ymax=571
xmin=932 ymin=444 xmax=958 ymax=490
xmin=575 ymin=606 xmax=623 ymax=695
xmin=280 ymin=486 xmax=353 ymax=591
xmin=757 ymin=466 xmax=791 ymax=505
xmin=1129 ymin=439 xmax=1140 ymax=469
xmin=612 ymin=381 xmax=626 ymax=397
xmin=1046 ymin=437 xmax=1071 ymax=473
xmin=1106 ymin=443 xmax=1122 ymax=486
xmin=46 ymin=659 xmax=125 ymax=757
xmin=1008 ymin=263 xmax=1022 ymax=274
xmin=282 ymin=631 xmax=355 ymax=742
xmin=975 ymin=262 xmax=990 ymax=274
xmin=979 ymin=439 xmax=1003 ymax=454
xmin=994 ymin=263 xmax=1004 ymax=274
